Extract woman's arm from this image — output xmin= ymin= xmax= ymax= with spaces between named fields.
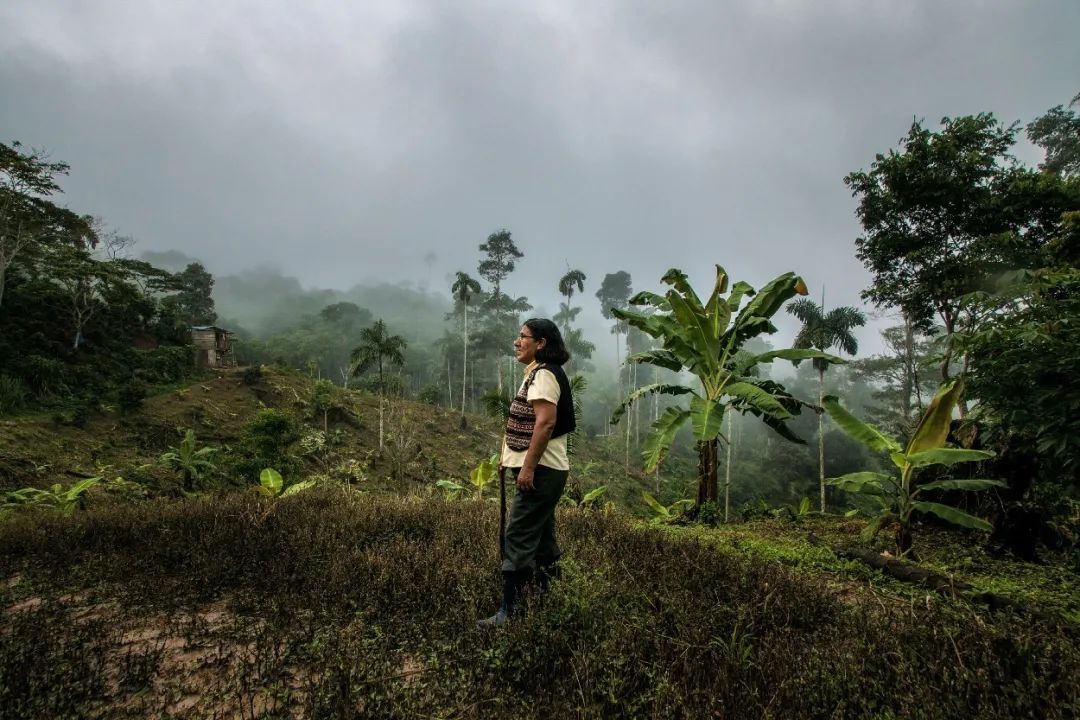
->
xmin=516 ymin=399 xmax=556 ymax=491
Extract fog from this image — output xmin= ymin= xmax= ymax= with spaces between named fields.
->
xmin=2 ymin=1 xmax=1077 ymax=358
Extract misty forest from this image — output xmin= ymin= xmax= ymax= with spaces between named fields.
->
xmin=2 ymin=7 xmax=1080 ymax=719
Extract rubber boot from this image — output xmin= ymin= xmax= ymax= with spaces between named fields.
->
xmin=477 ymin=570 xmax=528 ymax=628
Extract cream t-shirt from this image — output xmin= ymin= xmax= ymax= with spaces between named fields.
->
xmin=500 ymin=362 xmax=570 ymax=471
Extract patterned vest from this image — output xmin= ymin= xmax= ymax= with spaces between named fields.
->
xmin=504 ymin=363 xmax=575 ymax=451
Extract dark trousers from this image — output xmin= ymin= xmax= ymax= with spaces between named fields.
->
xmin=502 ymin=465 xmax=568 ymax=573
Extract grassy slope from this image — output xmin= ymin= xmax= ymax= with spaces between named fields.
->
xmin=2 ymin=491 xmax=1078 ymax=719
xmin=0 ymin=370 xmax=1078 ymax=716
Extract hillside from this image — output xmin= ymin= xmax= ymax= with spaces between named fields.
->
xmin=1 ymin=370 xmax=1079 ymax=718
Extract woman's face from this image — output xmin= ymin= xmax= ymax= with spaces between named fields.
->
xmin=513 ymin=324 xmax=545 ymax=365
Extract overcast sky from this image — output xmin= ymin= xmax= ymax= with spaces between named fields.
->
xmin=2 ymin=0 xmax=1077 ymax=357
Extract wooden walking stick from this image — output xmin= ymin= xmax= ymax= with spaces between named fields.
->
xmin=499 ymin=465 xmax=507 ymax=561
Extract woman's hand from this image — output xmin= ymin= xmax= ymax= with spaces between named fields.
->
xmin=516 ymin=465 xmax=536 ymax=491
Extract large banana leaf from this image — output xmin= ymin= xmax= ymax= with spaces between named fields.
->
xmin=723 ymin=381 xmax=792 ymax=419
xmin=906 ymin=381 xmax=964 ymax=456
xmin=703 ymin=265 xmax=732 ymax=339
xmin=642 ymin=491 xmax=669 ymax=518
xmin=643 ymin=407 xmax=692 ymax=471
xmin=906 ymin=448 xmax=994 ymax=468
xmin=743 ymin=348 xmax=845 ymax=371
xmin=756 ymin=413 xmax=807 ymax=445
xmin=691 ymin=395 xmax=726 ymax=442
xmin=826 ymin=471 xmax=892 ymax=495
xmin=822 ymin=395 xmax=902 ymax=454
xmin=911 ymin=501 xmax=992 ymax=532
xmin=916 ymin=478 xmax=1007 ymax=493
xmin=726 ymin=280 xmax=755 ymax=313
xmin=627 ymin=290 xmax=669 ymax=310
xmin=626 ymin=349 xmax=684 ymax=373
xmin=730 ymin=272 xmax=806 ymax=344
xmin=666 ymin=290 xmax=717 ymax=374
xmin=610 ymin=383 xmax=694 ymax=424
xmin=661 ymin=268 xmax=706 ymax=314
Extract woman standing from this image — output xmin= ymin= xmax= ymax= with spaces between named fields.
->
xmin=478 ymin=318 xmax=575 ymax=628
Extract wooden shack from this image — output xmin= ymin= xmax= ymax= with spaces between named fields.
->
xmin=189 ymin=326 xmax=236 ymax=368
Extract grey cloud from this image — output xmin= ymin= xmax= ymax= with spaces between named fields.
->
xmin=1 ymin=0 xmax=1076 ymax=354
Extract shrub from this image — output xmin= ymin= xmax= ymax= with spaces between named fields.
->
xmin=244 ymin=409 xmax=299 ymax=459
xmin=242 ymin=365 xmax=263 ymax=386
xmin=0 ymin=375 xmax=29 ymax=414
xmin=0 ymin=493 xmax=1076 ymax=719
xmin=116 ymin=379 xmax=147 ymax=413
xmin=417 ymin=384 xmax=442 ymax=405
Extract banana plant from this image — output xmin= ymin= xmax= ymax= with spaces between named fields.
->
xmin=561 ymin=485 xmax=609 ymax=509
xmin=435 ymin=454 xmax=500 ymax=501
xmin=823 ymin=380 xmax=1003 ymax=556
xmin=642 ymin=492 xmax=695 ymax=525
xmin=2 ymin=477 xmax=101 ymax=517
xmin=256 ymin=468 xmax=316 ymax=498
xmin=612 ymin=265 xmax=843 ymax=506
xmin=159 ymin=429 xmax=217 ymax=492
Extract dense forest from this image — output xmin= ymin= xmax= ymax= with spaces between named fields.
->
xmin=1 ymin=92 xmax=1079 ymax=717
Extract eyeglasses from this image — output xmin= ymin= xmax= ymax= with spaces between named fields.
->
xmin=518 ymin=333 xmax=536 ymax=341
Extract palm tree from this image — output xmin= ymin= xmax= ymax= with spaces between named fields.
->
xmin=351 ymin=319 xmax=408 ymax=452
xmin=787 ymin=296 xmax=867 ymax=512
xmin=613 ymin=266 xmax=843 ymax=508
xmin=557 ymin=268 xmax=586 ymax=332
xmin=451 ymin=272 xmax=482 ymax=428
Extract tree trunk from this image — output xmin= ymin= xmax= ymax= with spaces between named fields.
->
xmin=696 ymin=439 xmax=719 ymax=506
xmin=818 ymin=366 xmax=826 ymax=513
xmin=725 ymin=412 xmax=734 ymax=523
xmin=461 ymin=302 xmax=468 ymax=428
xmin=902 ymin=313 xmax=915 ymax=423
xmin=378 ymin=395 xmax=384 ymax=452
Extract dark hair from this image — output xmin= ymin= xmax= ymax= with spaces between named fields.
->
xmin=524 ymin=318 xmax=571 ymax=366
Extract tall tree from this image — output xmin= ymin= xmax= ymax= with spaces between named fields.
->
xmin=612 ymin=265 xmax=842 ymax=507
xmin=477 ymin=229 xmax=523 ymax=310
xmin=477 ymin=229 xmax=524 ymax=393
xmin=451 ymin=271 xmax=481 ymax=427
xmin=160 ymin=262 xmax=216 ymax=329
xmin=1027 ymin=92 xmax=1080 ymax=178
xmin=0 ymin=141 xmax=96 ymax=307
xmin=351 ymin=319 xmax=407 ymax=452
xmin=845 ymin=114 xmax=1071 ymax=384
xmin=557 ymin=268 xmax=586 ymax=332
xmin=787 ymin=296 xmax=867 ymax=512
xmin=596 ymin=271 xmax=633 ymax=430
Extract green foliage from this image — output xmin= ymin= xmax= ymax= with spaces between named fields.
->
xmin=417 ymin=384 xmax=442 ymax=405
xmin=158 ymin=429 xmax=217 ymax=492
xmin=468 ymin=454 xmax=499 ymax=500
xmin=256 ymin=468 xmax=316 ymax=498
xmin=642 ymin=491 xmax=695 ymax=524
xmin=116 ymin=379 xmax=147 ymax=412
xmin=436 ymin=454 xmax=499 ymax=500
xmin=0 ymin=374 xmax=29 ymax=414
xmin=1027 ymin=92 xmax=1080 ymax=177
xmin=0 ymin=492 xmax=1077 ymax=718
xmin=243 ymin=409 xmax=299 ymax=460
xmin=242 ymin=365 xmax=263 ymax=385
xmin=613 ymin=265 xmax=840 ymax=503
xmin=957 ymin=267 xmax=1080 ymax=485
xmin=2 ymin=477 xmax=101 ymax=517
xmin=824 ymin=381 xmax=1003 ymax=555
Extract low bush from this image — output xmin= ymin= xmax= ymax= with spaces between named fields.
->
xmin=1 ymin=490 xmax=1077 ymax=718
xmin=0 ymin=375 xmax=28 ymax=415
